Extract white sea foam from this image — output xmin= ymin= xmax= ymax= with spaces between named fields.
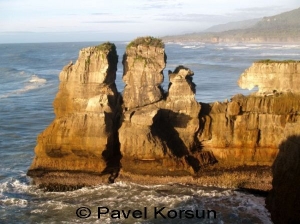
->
xmin=228 ymin=46 xmax=250 ymax=50
xmin=0 ymin=74 xmax=47 ymax=99
xmin=0 ymin=198 xmax=28 ymax=208
xmin=29 ymin=75 xmax=47 ymax=84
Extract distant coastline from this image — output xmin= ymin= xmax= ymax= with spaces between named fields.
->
xmin=162 ymin=7 xmax=300 ymax=44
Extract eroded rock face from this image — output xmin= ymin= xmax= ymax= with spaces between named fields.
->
xmin=27 ymin=37 xmax=300 ymax=200
xmin=238 ymin=61 xmax=300 ymax=94
xmin=27 ymin=43 xmax=121 ymax=189
xmin=122 ymin=38 xmax=165 ymax=109
xmin=120 ymin=63 xmax=217 ymax=175
xmin=198 ymin=93 xmax=300 ymax=166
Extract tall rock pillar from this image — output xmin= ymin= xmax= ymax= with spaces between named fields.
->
xmin=27 ymin=43 xmax=121 ymax=189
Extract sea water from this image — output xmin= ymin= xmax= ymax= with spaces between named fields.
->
xmin=1 ymin=41 xmax=299 ymax=223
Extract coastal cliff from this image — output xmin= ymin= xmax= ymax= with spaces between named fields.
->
xmin=119 ymin=37 xmax=216 ymax=176
xmin=238 ymin=61 xmax=300 ymax=94
xmin=27 ymin=43 xmax=122 ymax=188
xmin=27 ymin=38 xmax=300 ymax=224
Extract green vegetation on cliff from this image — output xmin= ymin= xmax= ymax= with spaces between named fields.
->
xmin=96 ymin=42 xmax=116 ymax=52
xmin=127 ymin=36 xmax=164 ymax=49
xmin=256 ymin=59 xmax=300 ymax=63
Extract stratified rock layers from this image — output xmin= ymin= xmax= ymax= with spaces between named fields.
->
xmin=27 ymin=36 xmax=300 ymax=222
xmin=119 ymin=38 xmax=216 ymax=175
xmin=238 ymin=61 xmax=300 ymax=94
xmin=27 ymin=43 xmax=121 ymax=188
xmin=122 ymin=41 xmax=165 ymax=109
xmin=198 ymin=93 xmax=300 ymax=166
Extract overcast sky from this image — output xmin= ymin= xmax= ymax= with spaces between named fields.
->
xmin=0 ymin=0 xmax=299 ymax=43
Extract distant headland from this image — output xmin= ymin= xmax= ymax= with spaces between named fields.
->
xmin=162 ymin=7 xmax=300 ymax=43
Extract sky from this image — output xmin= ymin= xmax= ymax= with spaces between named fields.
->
xmin=0 ymin=0 xmax=299 ymax=43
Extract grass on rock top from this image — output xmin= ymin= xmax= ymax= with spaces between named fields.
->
xmin=126 ymin=36 xmax=164 ymax=49
xmin=96 ymin=42 xmax=117 ymax=52
xmin=256 ymin=59 xmax=300 ymax=63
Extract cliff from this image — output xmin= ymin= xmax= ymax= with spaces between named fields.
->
xmin=27 ymin=37 xmax=300 ymax=223
xmin=27 ymin=43 xmax=122 ymax=189
xmin=119 ymin=37 xmax=216 ymax=176
xmin=238 ymin=60 xmax=300 ymax=94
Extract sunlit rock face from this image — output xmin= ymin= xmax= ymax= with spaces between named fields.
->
xmin=238 ymin=61 xmax=300 ymax=94
xmin=27 ymin=37 xmax=300 ymax=198
xmin=122 ymin=37 xmax=166 ymax=110
xmin=119 ymin=37 xmax=216 ymax=176
xmin=27 ymin=43 xmax=122 ymax=189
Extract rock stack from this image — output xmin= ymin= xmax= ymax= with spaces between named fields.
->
xmin=27 ymin=43 xmax=121 ymax=189
xmin=122 ymin=37 xmax=165 ymax=109
xmin=238 ymin=60 xmax=300 ymax=94
xmin=119 ymin=37 xmax=216 ymax=176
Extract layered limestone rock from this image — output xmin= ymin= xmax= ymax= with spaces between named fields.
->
xmin=119 ymin=37 xmax=216 ymax=175
xmin=198 ymin=61 xmax=300 ymax=168
xmin=27 ymin=43 xmax=121 ymax=189
xmin=238 ymin=61 xmax=300 ymax=94
xmin=122 ymin=37 xmax=165 ymax=109
xmin=198 ymin=92 xmax=300 ymax=167
xmin=27 ymin=36 xmax=300 ymax=202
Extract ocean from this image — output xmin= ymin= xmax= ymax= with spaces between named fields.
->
xmin=0 ymin=41 xmax=299 ymax=223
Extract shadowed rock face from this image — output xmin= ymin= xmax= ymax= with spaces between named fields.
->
xmin=266 ymin=135 xmax=300 ymax=224
xmin=238 ymin=61 xmax=300 ymax=94
xmin=27 ymin=43 xmax=122 ymax=188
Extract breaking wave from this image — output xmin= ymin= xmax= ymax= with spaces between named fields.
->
xmin=0 ymin=75 xmax=47 ymax=99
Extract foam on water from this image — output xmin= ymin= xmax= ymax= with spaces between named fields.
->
xmin=0 ymin=74 xmax=47 ymax=99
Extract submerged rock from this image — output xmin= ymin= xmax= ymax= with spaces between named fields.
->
xmin=27 ymin=43 xmax=122 ymax=188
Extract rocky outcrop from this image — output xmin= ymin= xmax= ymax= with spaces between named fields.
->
xmin=238 ymin=61 xmax=300 ymax=94
xmin=266 ymin=135 xmax=300 ymax=224
xmin=199 ymin=91 xmax=300 ymax=167
xmin=122 ymin=37 xmax=165 ymax=109
xmin=119 ymin=37 xmax=216 ymax=176
xmin=27 ymin=43 xmax=121 ymax=189
xmin=27 ymin=36 xmax=300 ymax=215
